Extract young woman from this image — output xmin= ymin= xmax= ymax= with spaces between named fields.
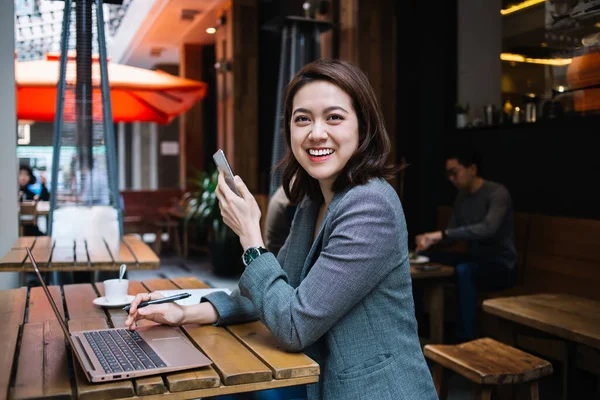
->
xmin=126 ymin=60 xmax=437 ymax=399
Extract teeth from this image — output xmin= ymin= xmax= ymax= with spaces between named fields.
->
xmin=309 ymin=149 xmax=333 ymax=156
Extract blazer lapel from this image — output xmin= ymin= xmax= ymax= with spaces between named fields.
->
xmin=300 ymin=188 xmax=350 ymax=279
xmin=282 ymin=198 xmax=319 ymax=287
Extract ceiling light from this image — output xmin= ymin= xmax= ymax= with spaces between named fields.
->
xmin=206 ymin=27 xmax=216 ymax=34
xmin=557 ymin=86 xmax=565 ymax=93
xmin=595 ymin=22 xmax=600 ymax=29
xmin=540 ymin=42 xmax=548 ymax=47
xmin=501 ymin=0 xmax=545 ymax=16
xmin=500 ymin=53 xmax=572 ymax=66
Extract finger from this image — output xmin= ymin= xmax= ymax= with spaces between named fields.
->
xmin=128 ymin=292 xmax=152 ymax=314
xmin=137 ymin=303 xmax=170 ymax=317
xmin=234 ymin=176 xmax=251 ymax=198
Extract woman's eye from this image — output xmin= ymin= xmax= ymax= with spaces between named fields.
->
xmin=327 ymin=114 xmax=344 ymax=121
xmin=294 ymin=116 xmax=310 ymax=123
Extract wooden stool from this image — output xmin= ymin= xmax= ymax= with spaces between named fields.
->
xmin=424 ymin=337 xmax=553 ymax=400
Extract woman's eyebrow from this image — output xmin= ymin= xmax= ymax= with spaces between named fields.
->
xmin=323 ymin=106 xmax=348 ymax=114
xmin=292 ymin=107 xmax=311 ymax=116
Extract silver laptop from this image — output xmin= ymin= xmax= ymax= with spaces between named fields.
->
xmin=27 ymin=247 xmax=212 ymax=383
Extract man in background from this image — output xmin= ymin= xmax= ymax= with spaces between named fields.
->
xmin=265 ymin=185 xmax=296 ymax=257
xmin=416 ymin=149 xmax=516 ymax=342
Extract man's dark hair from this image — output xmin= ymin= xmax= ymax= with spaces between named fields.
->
xmin=445 ymin=148 xmax=482 ymax=176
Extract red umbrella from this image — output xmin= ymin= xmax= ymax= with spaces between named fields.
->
xmin=15 ymin=53 xmax=207 ymax=124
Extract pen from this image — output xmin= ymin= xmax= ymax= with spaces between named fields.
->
xmin=122 ymin=293 xmax=191 ymax=312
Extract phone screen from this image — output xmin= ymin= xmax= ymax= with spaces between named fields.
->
xmin=213 ymin=149 xmax=242 ymax=197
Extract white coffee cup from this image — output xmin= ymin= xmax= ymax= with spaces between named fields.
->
xmin=104 ymin=279 xmax=129 ymax=303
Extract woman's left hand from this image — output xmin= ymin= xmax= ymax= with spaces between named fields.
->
xmin=215 ymin=172 xmax=264 ymax=250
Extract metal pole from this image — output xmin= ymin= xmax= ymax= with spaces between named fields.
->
xmin=96 ymin=0 xmax=123 ymax=236
xmin=49 ymin=0 xmax=73 ymax=236
xmin=76 ymin=0 xmax=94 ymax=203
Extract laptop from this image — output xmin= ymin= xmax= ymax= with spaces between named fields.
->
xmin=26 ymin=247 xmax=213 ymax=383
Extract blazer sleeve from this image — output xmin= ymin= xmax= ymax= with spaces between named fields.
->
xmin=201 ymin=288 xmax=260 ymax=326
xmin=238 ymin=187 xmax=406 ymax=352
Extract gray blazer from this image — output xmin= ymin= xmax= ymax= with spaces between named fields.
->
xmin=205 ymin=179 xmax=437 ymax=399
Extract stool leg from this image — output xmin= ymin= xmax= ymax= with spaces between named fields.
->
xmin=529 ymin=381 xmax=539 ymax=400
xmin=171 ymin=223 xmax=182 ymax=257
xmin=431 ymin=363 xmax=448 ymax=400
xmin=473 ymin=386 xmax=492 ymax=400
xmin=154 ymin=226 xmax=162 ymax=255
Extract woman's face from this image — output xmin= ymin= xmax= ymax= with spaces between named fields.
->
xmin=18 ymin=170 xmax=30 ymax=187
xmin=290 ymin=81 xmax=359 ymax=191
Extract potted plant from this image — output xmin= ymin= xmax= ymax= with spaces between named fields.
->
xmin=455 ymin=102 xmax=469 ymax=128
xmin=186 ymin=169 xmax=244 ymax=276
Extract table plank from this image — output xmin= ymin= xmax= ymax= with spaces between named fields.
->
xmin=184 ymin=324 xmax=273 ymax=385
xmin=75 ymin=239 xmax=89 ymax=265
xmin=95 ymin=281 xmax=166 ymax=396
xmin=142 ymin=279 xmax=222 ymax=391
xmin=113 ymin=240 xmax=137 ymax=265
xmin=28 ymin=286 xmax=65 ymax=323
xmin=483 ymin=294 xmax=600 ymax=350
xmin=227 ymin=322 xmax=320 ymax=379
xmin=118 ymin=376 xmax=319 ymax=400
xmin=35 ymin=236 xmax=54 ymax=247
xmin=23 ymin=240 xmax=54 ymax=267
xmin=63 ymin=284 xmax=106 ymax=321
xmin=0 ymin=325 xmax=20 ymax=400
xmin=122 ymin=235 xmax=160 ymax=267
xmin=12 ymin=237 xmax=36 ymax=249
xmin=410 ymin=264 xmax=455 ymax=280
xmin=13 ymin=321 xmax=71 ymax=400
xmin=0 ymin=249 xmax=28 ymax=266
xmin=0 ymin=287 xmax=27 ymax=326
xmin=86 ymin=238 xmax=114 ymax=266
xmin=68 ymin=318 xmax=135 ymax=400
xmin=51 ymin=242 xmax=76 ymax=268
xmin=170 ymin=276 xmax=211 ymax=289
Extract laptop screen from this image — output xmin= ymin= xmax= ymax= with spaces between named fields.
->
xmin=26 ymin=247 xmax=77 ymax=349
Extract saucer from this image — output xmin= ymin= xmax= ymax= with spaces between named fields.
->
xmin=409 ymin=255 xmax=430 ymax=264
xmin=93 ymin=295 xmax=136 ymax=308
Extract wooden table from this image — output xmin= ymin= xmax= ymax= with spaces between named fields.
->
xmin=483 ymin=293 xmax=600 ymax=400
xmin=0 ymin=277 xmax=319 ymax=400
xmin=0 ymin=235 xmax=160 ymax=272
xmin=411 ymin=263 xmax=454 ymax=345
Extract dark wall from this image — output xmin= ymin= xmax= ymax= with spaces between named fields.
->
xmin=435 ymin=117 xmax=600 ymax=223
xmin=396 ymin=0 xmax=458 ymax=241
xmin=257 ymin=0 xmax=312 ymax=194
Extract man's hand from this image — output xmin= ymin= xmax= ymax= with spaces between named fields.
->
xmin=415 ymin=231 xmax=444 ymax=252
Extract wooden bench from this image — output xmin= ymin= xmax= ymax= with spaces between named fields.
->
xmin=424 ymin=337 xmax=553 ymax=400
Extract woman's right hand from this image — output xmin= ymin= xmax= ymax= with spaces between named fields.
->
xmin=125 ymin=292 xmax=185 ymax=330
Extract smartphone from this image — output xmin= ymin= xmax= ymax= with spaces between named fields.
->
xmin=213 ymin=149 xmax=242 ymax=197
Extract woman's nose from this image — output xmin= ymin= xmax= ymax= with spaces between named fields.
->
xmin=308 ymin=121 xmax=327 ymax=141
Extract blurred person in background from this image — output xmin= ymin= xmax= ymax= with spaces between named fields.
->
xmin=416 ymin=149 xmax=516 ymax=342
xmin=19 ymin=165 xmax=50 ymax=201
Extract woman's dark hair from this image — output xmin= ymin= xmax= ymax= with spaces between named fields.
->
xmin=280 ymin=59 xmax=396 ymax=203
xmin=19 ymin=165 xmax=36 ymax=185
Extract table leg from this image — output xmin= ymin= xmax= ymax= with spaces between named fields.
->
xmin=428 ymin=283 xmax=445 ymax=344
xmin=565 ymin=341 xmax=578 ymax=400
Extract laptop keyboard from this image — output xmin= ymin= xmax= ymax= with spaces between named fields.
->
xmin=84 ymin=329 xmax=167 ymax=374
